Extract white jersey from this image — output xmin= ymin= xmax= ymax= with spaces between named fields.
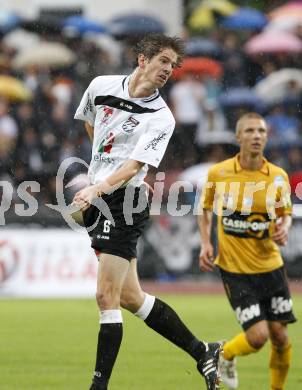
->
xmin=74 ymin=75 xmax=175 ymax=186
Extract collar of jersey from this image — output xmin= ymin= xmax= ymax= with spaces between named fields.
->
xmin=122 ymin=75 xmax=160 ymax=103
xmin=234 ymin=154 xmax=270 ymax=175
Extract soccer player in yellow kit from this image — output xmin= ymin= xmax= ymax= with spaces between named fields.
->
xmin=198 ymin=113 xmax=296 ymax=389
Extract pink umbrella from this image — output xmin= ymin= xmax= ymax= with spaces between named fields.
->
xmin=244 ymin=31 xmax=302 ymax=55
xmin=269 ymin=2 xmax=302 ymax=20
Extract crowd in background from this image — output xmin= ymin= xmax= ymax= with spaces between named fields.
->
xmin=1 ymin=1 xmax=302 ymax=213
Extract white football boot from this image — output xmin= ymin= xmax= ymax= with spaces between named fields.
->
xmin=218 ymin=354 xmax=238 ymax=389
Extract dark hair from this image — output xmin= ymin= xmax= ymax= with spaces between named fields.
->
xmin=236 ymin=112 xmax=266 ymax=134
xmin=134 ymin=33 xmax=185 ymax=67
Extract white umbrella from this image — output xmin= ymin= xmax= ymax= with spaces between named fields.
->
xmin=254 ymin=68 xmax=302 ymax=103
xmin=12 ymin=42 xmax=76 ymax=70
xmin=265 ymin=17 xmax=302 ymax=33
xmin=3 ymin=28 xmax=40 ymax=51
xmin=178 ymin=162 xmax=213 ymax=188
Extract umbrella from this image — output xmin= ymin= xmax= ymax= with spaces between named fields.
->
xmin=178 ymin=162 xmax=214 ymax=188
xmin=0 ymin=76 xmax=32 ymax=101
xmin=244 ymin=31 xmax=302 ymax=55
xmin=269 ymin=2 xmax=302 ymax=21
xmin=0 ymin=10 xmax=20 ymax=34
xmin=63 ymin=16 xmax=107 ymax=36
xmin=197 ymin=130 xmax=237 ymax=146
xmin=3 ymin=28 xmax=40 ymax=51
xmin=172 ymin=57 xmax=223 ymax=80
xmin=12 ymin=42 xmax=76 ymax=70
xmin=265 ymin=17 xmax=302 ymax=33
xmin=254 ymin=68 xmax=302 ymax=104
xmin=220 ymin=7 xmax=267 ymax=30
xmin=185 ymin=37 xmax=222 ymax=58
xmin=188 ymin=0 xmax=237 ymax=30
xmin=220 ymin=87 xmax=260 ymax=107
xmin=109 ymin=13 xmax=165 ymax=38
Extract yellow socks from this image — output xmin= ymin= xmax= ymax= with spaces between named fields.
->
xmin=223 ymin=332 xmax=258 ymax=361
xmin=270 ymin=343 xmax=292 ymax=390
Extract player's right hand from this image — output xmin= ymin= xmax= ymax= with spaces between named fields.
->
xmin=199 ymin=243 xmax=215 ymax=272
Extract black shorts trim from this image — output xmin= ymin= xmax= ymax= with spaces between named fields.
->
xmin=83 ymin=186 xmax=149 ymax=261
xmin=219 ymin=266 xmax=297 ymax=330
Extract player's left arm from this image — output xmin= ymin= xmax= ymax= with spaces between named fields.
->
xmin=72 ymin=159 xmax=144 ymax=210
xmin=272 ymin=214 xmax=292 ymax=246
xmin=273 ymin=171 xmax=292 ymax=246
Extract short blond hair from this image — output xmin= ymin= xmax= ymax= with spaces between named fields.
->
xmin=235 ymin=112 xmax=266 ymax=135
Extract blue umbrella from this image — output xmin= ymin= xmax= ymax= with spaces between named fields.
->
xmin=109 ymin=13 xmax=165 ymax=38
xmin=0 ymin=10 xmax=20 ymax=34
xmin=63 ymin=16 xmax=107 ymax=36
xmin=185 ymin=37 xmax=222 ymax=58
xmin=220 ymin=87 xmax=261 ymax=107
xmin=221 ymin=7 xmax=267 ymax=31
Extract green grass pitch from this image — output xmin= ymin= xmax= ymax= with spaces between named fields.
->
xmin=1 ymin=294 xmax=301 ymax=389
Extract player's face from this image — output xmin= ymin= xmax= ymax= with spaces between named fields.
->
xmin=237 ymin=118 xmax=268 ymax=155
xmin=140 ymin=48 xmax=178 ymax=88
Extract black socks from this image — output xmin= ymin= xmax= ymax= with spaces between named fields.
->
xmin=91 ymin=323 xmax=123 ymax=389
xmin=144 ymin=298 xmax=206 ymax=361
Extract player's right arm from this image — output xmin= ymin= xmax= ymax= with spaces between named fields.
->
xmin=198 ymin=209 xmax=215 ymax=271
xmin=74 ymin=76 xmax=101 ymax=142
xmin=85 ymin=122 xmax=94 ymax=142
xmin=197 ymin=167 xmax=216 ymax=272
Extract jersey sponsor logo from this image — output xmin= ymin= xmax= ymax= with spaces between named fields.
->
xmin=235 ymin=304 xmax=260 ymax=325
xmin=221 ymin=210 xmax=271 ymax=239
xmin=144 ymin=131 xmax=167 ymax=151
xmin=97 ymin=132 xmax=115 ymax=154
xmin=94 ymin=155 xmax=115 ymax=164
xmin=271 ymin=297 xmax=293 ymax=315
xmin=122 ymin=116 xmax=140 ymax=134
xmin=101 ymin=106 xmax=114 ymax=125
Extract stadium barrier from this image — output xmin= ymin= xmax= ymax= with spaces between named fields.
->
xmin=1 ymin=207 xmax=302 ymax=297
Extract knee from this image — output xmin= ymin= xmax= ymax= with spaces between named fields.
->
xmin=247 ymin=327 xmax=270 ymax=349
xmin=120 ymin=289 xmax=144 ymax=313
xmin=270 ymin=328 xmax=289 ymax=348
xmin=95 ymin=284 xmax=121 ymax=310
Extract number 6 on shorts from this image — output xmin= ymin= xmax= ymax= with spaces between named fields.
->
xmin=103 ymin=220 xmax=111 ymax=233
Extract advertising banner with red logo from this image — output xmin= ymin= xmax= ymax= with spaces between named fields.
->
xmin=0 ymin=230 xmax=98 ymax=297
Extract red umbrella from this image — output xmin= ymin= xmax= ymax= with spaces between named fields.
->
xmin=244 ymin=31 xmax=302 ymax=55
xmin=172 ymin=57 xmax=223 ymax=80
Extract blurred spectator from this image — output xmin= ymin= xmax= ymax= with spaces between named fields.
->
xmin=195 ymin=99 xmax=226 ymax=146
xmin=0 ymin=98 xmax=18 ymax=178
xmin=221 ymin=33 xmax=246 ymax=89
xmin=169 ymin=72 xmax=207 ymax=166
xmin=266 ymin=105 xmax=300 ymax=145
xmin=0 ymin=3 xmax=301 ymax=216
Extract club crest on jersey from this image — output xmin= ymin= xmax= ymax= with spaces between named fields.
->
xmin=122 ymin=116 xmax=140 ymax=134
xmin=101 ymin=106 xmax=114 ymax=125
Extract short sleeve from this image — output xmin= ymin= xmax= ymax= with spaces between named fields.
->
xmin=74 ymin=78 xmax=98 ymax=126
xmin=275 ymin=172 xmax=292 ymax=217
xmin=200 ymin=167 xmax=216 ymax=210
xmin=130 ymin=117 xmax=175 ymax=168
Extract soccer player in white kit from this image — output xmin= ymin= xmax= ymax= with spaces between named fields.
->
xmin=73 ymin=34 xmax=221 ymax=390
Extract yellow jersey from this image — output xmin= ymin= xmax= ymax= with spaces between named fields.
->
xmin=201 ymin=155 xmax=292 ymax=274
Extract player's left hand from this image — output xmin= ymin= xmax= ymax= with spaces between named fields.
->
xmin=72 ymin=184 xmax=99 ymax=211
xmin=272 ymin=223 xmax=289 ymax=246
